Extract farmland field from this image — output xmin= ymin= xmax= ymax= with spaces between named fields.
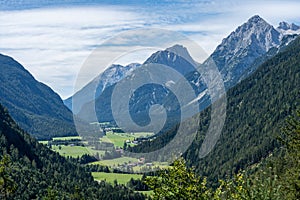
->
xmin=92 ymin=172 xmax=142 ymax=185
xmin=90 ymin=156 xmax=139 ymax=166
xmin=49 ymin=145 xmax=105 ymax=158
xmin=101 ymin=132 xmax=134 ymax=147
xmin=39 ymin=134 xmax=166 ymax=171
xmin=51 ymin=145 xmax=90 ymax=157
xmin=100 ymin=131 xmax=154 ymax=147
xmin=39 ymin=140 xmax=48 ymax=145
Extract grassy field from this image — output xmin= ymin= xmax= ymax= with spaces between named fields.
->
xmin=90 ymin=156 xmax=139 ymax=166
xmin=39 ymin=140 xmax=48 ymax=145
xmin=102 ymin=132 xmax=134 ymax=147
xmin=92 ymin=172 xmax=142 ymax=185
xmin=51 ymin=145 xmax=91 ymax=157
xmin=100 ymin=131 xmax=154 ymax=147
xmin=85 ymin=147 xmax=105 ymax=156
xmin=50 ymin=145 xmax=105 ymax=158
xmin=91 ymin=172 xmax=153 ymax=197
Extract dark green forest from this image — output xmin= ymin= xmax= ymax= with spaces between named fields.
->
xmin=0 ymin=104 xmax=145 ymax=199
xmin=144 ymin=109 xmax=300 ymax=199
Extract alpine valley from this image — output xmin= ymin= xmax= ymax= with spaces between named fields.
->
xmin=1 ymin=14 xmax=300 ymax=200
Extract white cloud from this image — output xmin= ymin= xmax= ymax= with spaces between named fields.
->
xmin=0 ymin=1 xmax=300 ymax=99
xmin=0 ymin=6 xmax=145 ymax=98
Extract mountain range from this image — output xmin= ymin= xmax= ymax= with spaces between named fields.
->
xmin=73 ymin=15 xmax=300 ymax=129
xmin=0 ymin=15 xmax=299 ymax=141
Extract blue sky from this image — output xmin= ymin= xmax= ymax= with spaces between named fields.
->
xmin=1 ymin=0 xmax=300 ymax=98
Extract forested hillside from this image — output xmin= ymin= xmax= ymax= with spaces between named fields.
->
xmin=0 ymin=54 xmax=77 ymax=139
xmin=144 ymin=109 xmax=300 ymax=199
xmin=131 ymin=36 xmax=300 ymax=185
xmin=0 ymin=104 xmax=145 ymax=199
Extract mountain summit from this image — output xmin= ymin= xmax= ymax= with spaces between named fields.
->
xmin=144 ymin=44 xmax=196 ymax=76
xmin=64 ymin=63 xmax=141 ymax=113
xmin=211 ymin=15 xmax=281 ymax=88
xmin=165 ymin=44 xmax=196 ymax=65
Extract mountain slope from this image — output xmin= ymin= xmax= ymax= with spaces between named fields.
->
xmin=64 ymin=63 xmax=141 ymax=114
xmin=0 ymin=54 xmax=76 ymax=139
xmin=188 ymin=36 xmax=300 ymax=181
xmin=131 ymin=36 xmax=300 ymax=185
xmin=0 ymin=103 xmax=145 ymax=199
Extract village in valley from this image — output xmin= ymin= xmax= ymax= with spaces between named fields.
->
xmin=40 ymin=122 xmax=167 ymax=174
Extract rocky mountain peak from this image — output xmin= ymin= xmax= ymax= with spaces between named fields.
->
xmin=277 ymin=21 xmax=300 ymax=36
xmin=278 ymin=21 xmax=300 ymax=31
xmin=247 ymin=15 xmax=265 ymax=24
xmin=64 ymin=63 xmax=140 ymax=113
xmin=144 ymin=44 xmax=197 ymax=76
xmin=210 ymin=15 xmax=281 ymax=88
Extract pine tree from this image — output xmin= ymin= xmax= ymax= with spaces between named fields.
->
xmin=0 ymin=155 xmax=17 ymax=199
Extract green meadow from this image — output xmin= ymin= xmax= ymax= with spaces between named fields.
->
xmin=51 ymin=145 xmax=90 ymax=158
xmin=92 ymin=172 xmax=142 ymax=185
xmin=90 ymin=156 xmax=139 ymax=166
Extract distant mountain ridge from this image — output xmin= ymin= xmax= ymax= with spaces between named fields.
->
xmin=0 ymin=54 xmax=77 ymax=139
xmin=277 ymin=21 xmax=300 ymax=35
xmin=76 ymin=15 xmax=299 ymax=127
xmin=64 ymin=63 xmax=141 ymax=113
